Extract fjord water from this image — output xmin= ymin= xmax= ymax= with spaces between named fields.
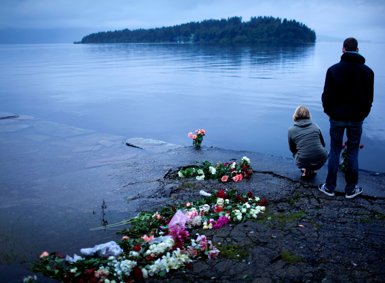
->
xmin=0 ymin=41 xmax=384 ymax=172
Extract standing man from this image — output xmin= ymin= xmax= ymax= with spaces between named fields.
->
xmin=319 ymin=37 xmax=374 ymax=198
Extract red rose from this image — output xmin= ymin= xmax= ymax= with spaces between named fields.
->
xmin=133 ymin=244 xmax=141 ymax=252
xmin=259 ymin=198 xmax=268 ymax=206
xmin=214 ymin=206 xmax=223 ymax=213
xmin=216 ymin=189 xmax=226 ymax=198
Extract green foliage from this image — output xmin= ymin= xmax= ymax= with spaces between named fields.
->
xmin=78 ymin=16 xmax=316 ymax=44
xmin=280 ymin=249 xmax=303 ymax=263
xmin=219 ymin=244 xmax=250 ymax=260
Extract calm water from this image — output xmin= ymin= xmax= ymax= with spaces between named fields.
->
xmin=0 ymin=42 xmax=384 ymax=172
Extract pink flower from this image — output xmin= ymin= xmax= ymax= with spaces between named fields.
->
xmin=232 ymin=174 xmax=243 ymax=182
xmin=221 ymin=175 xmax=229 ymax=183
xmin=142 ymin=234 xmax=155 ymax=242
xmin=213 ymin=216 xmax=230 ymax=229
xmin=208 ymin=247 xmax=220 ymax=259
xmin=187 ymin=132 xmax=194 ymax=139
xmin=40 ymin=251 xmax=49 ymax=258
xmin=121 ymin=235 xmax=129 ymax=241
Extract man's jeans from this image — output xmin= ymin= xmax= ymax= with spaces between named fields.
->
xmin=326 ymin=119 xmax=363 ymax=194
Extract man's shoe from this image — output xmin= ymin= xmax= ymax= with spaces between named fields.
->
xmin=318 ymin=184 xmax=335 ymax=197
xmin=345 ymin=186 xmax=363 ymax=199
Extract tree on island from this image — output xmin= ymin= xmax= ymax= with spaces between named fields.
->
xmin=76 ymin=16 xmax=316 ymax=44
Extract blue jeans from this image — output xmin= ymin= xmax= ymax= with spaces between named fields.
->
xmin=325 ymin=119 xmax=362 ymax=194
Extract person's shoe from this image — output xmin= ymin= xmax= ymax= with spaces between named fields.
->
xmin=345 ymin=186 xmax=363 ymax=199
xmin=301 ymin=169 xmax=317 ymax=180
xmin=318 ymin=184 xmax=335 ymax=197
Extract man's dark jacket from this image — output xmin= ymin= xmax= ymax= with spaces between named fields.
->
xmin=322 ymin=51 xmax=374 ymax=122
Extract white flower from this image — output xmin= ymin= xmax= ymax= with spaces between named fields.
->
xmin=191 ymin=215 xmax=202 ymax=226
xmin=197 ymin=169 xmax=204 ymax=175
xmin=65 ymin=254 xmax=84 ymax=263
xmin=109 ymin=258 xmax=137 ymax=280
xmin=237 ymin=214 xmax=242 ymax=221
xmin=225 ymin=199 xmax=230 ymax=204
xmin=244 ymin=202 xmax=251 ymax=209
xmin=230 ymin=162 xmax=236 ymax=169
xmin=178 ymin=171 xmax=185 ymax=178
xmin=254 ymin=196 xmax=260 ymax=202
xmin=242 ymin=156 xmax=250 ymax=164
xmin=209 ymin=166 xmax=216 ymax=175
xmin=144 ymin=237 xmax=174 ymax=257
xmin=23 ymin=275 xmax=37 ymax=283
xmin=216 ymin=198 xmax=224 ymax=207
xmin=141 ymin=268 xmax=148 ymax=279
xmin=196 ymin=175 xmax=205 ymax=181
xmin=144 ymin=249 xmax=192 ymax=277
xmin=200 ymin=204 xmax=210 ymax=213
xmin=129 ymin=251 xmax=140 ymax=258
xmin=70 ymin=267 xmax=78 ymax=273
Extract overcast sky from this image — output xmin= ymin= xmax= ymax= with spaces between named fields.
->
xmin=1 ymin=0 xmax=384 ymax=43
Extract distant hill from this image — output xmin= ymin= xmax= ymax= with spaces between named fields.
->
xmin=76 ymin=16 xmax=316 ymax=45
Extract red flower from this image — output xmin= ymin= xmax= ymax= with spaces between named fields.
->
xmin=133 ymin=244 xmax=141 ymax=252
xmin=216 ymin=189 xmax=226 ymax=198
xmin=259 ymin=198 xmax=268 ymax=206
xmin=132 ymin=266 xmax=144 ymax=281
xmin=247 ymin=191 xmax=254 ymax=198
xmin=214 ymin=206 xmax=223 ymax=213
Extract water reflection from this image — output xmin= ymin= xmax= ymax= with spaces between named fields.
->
xmin=0 ymin=42 xmax=383 ymax=172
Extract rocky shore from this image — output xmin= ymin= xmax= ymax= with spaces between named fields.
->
xmin=145 ymin=170 xmax=385 ymax=282
xmin=0 ymin=113 xmax=384 ymax=282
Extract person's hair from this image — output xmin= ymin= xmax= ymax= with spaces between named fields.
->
xmin=293 ymin=105 xmax=311 ymax=122
xmin=343 ymin=37 xmax=358 ymax=51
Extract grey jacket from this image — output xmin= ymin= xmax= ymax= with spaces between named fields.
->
xmin=288 ymin=119 xmax=328 ymax=170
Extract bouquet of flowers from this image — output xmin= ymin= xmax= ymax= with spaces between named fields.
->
xmin=32 ymin=188 xmax=267 ymax=282
xmin=339 ymin=141 xmax=364 ymax=172
xmin=178 ymin=156 xmax=253 ymax=183
xmin=187 ymin=129 xmax=206 ymax=148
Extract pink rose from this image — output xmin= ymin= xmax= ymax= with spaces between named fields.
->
xmin=221 ymin=175 xmax=229 ymax=183
xmin=142 ymin=234 xmax=155 ymax=242
xmin=187 ymin=132 xmax=194 ymax=139
xmin=40 ymin=251 xmax=49 ymax=258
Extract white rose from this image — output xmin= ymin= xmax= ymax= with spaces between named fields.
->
xmin=196 ymin=175 xmax=205 ymax=181
xmin=216 ymin=198 xmax=224 ymax=207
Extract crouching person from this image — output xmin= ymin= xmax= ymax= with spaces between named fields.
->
xmin=288 ymin=105 xmax=328 ymax=179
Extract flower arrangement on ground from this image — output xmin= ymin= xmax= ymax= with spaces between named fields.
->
xmin=187 ymin=129 xmax=206 ymax=148
xmin=178 ymin=156 xmax=253 ymax=183
xmin=339 ymin=141 xmax=364 ymax=172
xmin=32 ymin=188 xmax=267 ymax=282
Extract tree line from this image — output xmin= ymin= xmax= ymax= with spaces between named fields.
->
xmin=76 ymin=16 xmax=316 ymax=44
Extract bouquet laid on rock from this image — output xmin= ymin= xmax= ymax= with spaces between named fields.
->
xmin=32 ymin=188 xmax=267 ymax=282
xmin=187 ymin=129 xmax=206 ymax=148
xmin=178 ymin=156 xmax=253 ymax=182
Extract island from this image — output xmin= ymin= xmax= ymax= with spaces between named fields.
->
xmin=75 ymin=16 xmax=316 ymax=44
